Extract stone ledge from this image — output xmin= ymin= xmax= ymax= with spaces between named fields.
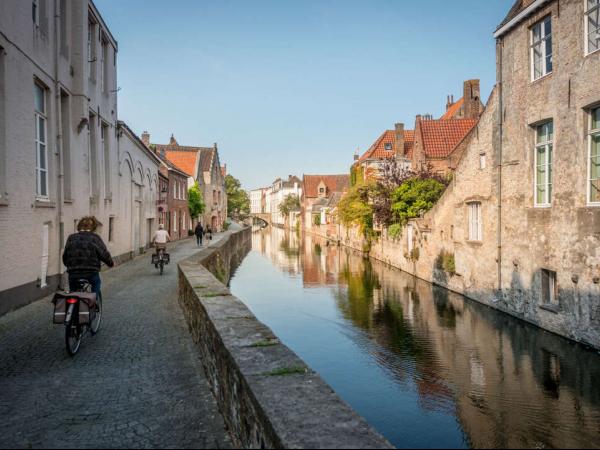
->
xmin=178 ymin=227 xmax=394 ymax=449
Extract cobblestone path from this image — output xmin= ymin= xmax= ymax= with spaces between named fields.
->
xmin=0 ymin=237 xmax=232 ymax=449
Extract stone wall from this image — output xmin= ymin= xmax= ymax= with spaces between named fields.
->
xmin=178 ymin=227 xmax=393 ymax=449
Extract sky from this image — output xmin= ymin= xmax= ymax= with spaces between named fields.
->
xmin=94 ymin=0 xmax=515 ymax=190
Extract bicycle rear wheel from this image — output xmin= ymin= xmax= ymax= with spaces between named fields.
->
xmin=65 ymin=320 xmax=82 ymax=356
xmin=160 ymin=261 xmax=164 ymax=275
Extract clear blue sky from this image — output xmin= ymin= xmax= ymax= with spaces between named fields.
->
xmin=94 ymin=0 xmax=514 ymax=190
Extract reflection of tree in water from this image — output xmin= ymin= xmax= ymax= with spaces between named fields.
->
xmin=432 ymin=285 xmax=461 ymax=329
xmin=279 ymin=234 xmax=300 ymax=259
xmin=335 ymin=260 xmax=454 ymax=410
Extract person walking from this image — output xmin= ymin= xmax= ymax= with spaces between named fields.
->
xmin=206 ymin=226 xmax=213 ymax=241
xmin=194 ymin=223 xmax=205 ymax=247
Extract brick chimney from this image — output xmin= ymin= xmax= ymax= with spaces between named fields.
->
xmin=394 ymin=123 xmax=405 ymax=159
xmin=446 ymin=95 xmax=455 ymax=111
xmin=463 ymin=79 xmax=481 ymax=119
xmin=141 ymin=131 xmax=150 ymax=147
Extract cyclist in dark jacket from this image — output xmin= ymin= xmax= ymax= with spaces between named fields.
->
xmin=62 ymin=216 xmax=114 ymax=299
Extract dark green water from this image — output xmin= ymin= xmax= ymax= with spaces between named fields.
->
xmin=229 ymin=228 xmax=600 ymax=449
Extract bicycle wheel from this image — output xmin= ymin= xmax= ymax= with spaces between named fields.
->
xmin=160 ymin=260 xmax=164 ymax=275
xmin=65 ymin=318 xmax=82 ymax=356
xmin=90 ymin=295 xmax=102 ymax=335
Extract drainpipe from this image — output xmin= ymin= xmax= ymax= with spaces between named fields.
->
xmin=497 ymin=38 xmax=504 ymax=296
xmin=54 ymin=0 xmax=65 ymax=289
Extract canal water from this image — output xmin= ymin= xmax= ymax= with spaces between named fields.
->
xmin=229 ymin=227 xmax=600 ymax=449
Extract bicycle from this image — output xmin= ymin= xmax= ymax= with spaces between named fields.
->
xmin=152 ymin=247 xmax=170 ymax=275
xmin=53 ymin=280 xmax=102 ymax=356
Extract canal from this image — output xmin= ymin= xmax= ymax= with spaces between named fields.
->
xmin=229 ymin=227 xmax=600 ymax=449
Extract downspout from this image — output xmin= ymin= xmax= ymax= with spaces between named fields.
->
xmin=54 ymin=0 xmax=65 ymax=289
xmin=497 ymin=37 xmax=504 ymax=297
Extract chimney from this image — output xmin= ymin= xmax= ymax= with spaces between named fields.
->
xmin=394 ymin=123 xmax=405 ymax=159
xmin=446 ymin=95 xmax=455 ymax=111
xmin=141 ymin=131 xmax=150 ymax=147
xmin=463 ymin=79 xmax=481 ymax=119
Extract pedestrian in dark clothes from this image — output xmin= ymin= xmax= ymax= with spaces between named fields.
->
xmin=194 ymin=223 xmax=205 ymax=247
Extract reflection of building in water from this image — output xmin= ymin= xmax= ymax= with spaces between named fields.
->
xmin=250 ymin=229 xmax=600 ymax=449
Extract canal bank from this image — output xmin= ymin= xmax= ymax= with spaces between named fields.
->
xmin=230 ymin=227 xmax=600 ymax=449
xmin=177 ymin=226 xmax=393 ymax=449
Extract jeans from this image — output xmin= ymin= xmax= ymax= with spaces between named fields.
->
xmin=196 ymin=235 xmax=203 ymax=246
xmin=69 ymin=272 xmax=102 ymax=302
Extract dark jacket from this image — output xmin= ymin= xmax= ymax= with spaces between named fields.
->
xmin=62 ymin=232 xmax=114 ymax=274
xmin=194 ymin=224 xmax=204 ymax=237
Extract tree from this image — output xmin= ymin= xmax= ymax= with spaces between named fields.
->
xmin=279 ymin=194 xmax=301 ymax=217
xmin=225 ymin=174 xmax=250 ymax=218
xmin=390 ymin=178 xmax=447 ymax=225
xmin=188 ymin=182 xmax=206 ymax=220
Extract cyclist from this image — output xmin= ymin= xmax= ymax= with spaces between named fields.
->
xmin=62 ymin=216 xmax=114 ymax=299
xmin=152 ymin=224 xmax=171 ymax=266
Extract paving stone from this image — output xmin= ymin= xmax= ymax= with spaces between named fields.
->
xmin=0 ymin=237 xmax=232 ymax=449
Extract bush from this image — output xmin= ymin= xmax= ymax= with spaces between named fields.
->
xmin=337 ymin=183 xmax=375 ymax=235
xmin=436 ymin=250 xmax=456 ymax=276
xmin=313 ymin=215 xmax=321 ymax=226
xmin=387 ymin=224 xmax=403 ymax=241
xmin=391 ymin=178 xmax=446 ymax=225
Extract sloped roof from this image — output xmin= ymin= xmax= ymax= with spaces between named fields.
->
xmin=440 ymin=98 xmax=464 ymax=120
xmin=496 ymin=0 xmax=526 ymax=31
xmin=303 ymin=175 xmax=350 ymax=198
xmin=152 ymin=135 xmax=216 ymax=178
xmin=155 ymin=152 xmax=192 ymax=178
xmin=420 ymin=119 xmax=478 ymax=158
xmin=161 ymin=150 xmax=198 ymax=177
xmin=358 ymin=130 xmax=415 ymax=163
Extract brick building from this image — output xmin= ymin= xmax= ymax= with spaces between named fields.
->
xmin=301 ymin=175 xmax=350 ymax=233
xmin=154 ymin=153 xmax=191 ymax=241
xmin=144 ymin=133 xmax=227 ymax=232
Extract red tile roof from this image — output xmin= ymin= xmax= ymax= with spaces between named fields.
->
xmin=420 ymin=119 xmax=478 ymax=158
xmin=358 ymin=130 xmax=415 ymax=163
xmin=152 ymin=136 xmax=216 ymax=179
xmin=303 ymin=175 xmax=350 ymax=198
xmin=161 ymin=150 xmax=197 ymax=177
xmin=440 ymin=98 xmax=464 ymax=120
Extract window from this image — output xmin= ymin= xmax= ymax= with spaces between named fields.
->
xmin=589 ymin=107 xmax=600 ymax=204
xmin=479 ymin=152 xmax=486 ymax=170
xmin=102 ymin=123 xmax=110 ymax=198
xmin=586 ymin=0 xmax=600 ymax=55
xmin=541 ymin=269 xmax=558 ymax=305
xmin=535 ymin=121 xmax=553 ymax=207
xmin=35 ymin=82 xmax=49 ymax=199
xmin=88 ymin=113 xmax=98 ymax=195
xmin=531 ymin=17 xmax=553 ymax=81
xmin=100 ymin=37 xmax=107 ymax=93
xmin=173 ymin=211 xmax=177 ymax=232
xmin=384 ymin=143 xmax=393 ymax=151
xmin=33 ymin=0 xmax=40 ymax=26
xmin=182 ymin=211 xmax=186 ymax=230
xmin=59 ymin=0 xmax=68 ymax=56
xmin=407 ymin=224 xmax=414 ymax=253
xmin=60 ymin=91 xmax=71 ymax=201
xmin=87 ymin=17 xmax=96 ymax=80
xmin=468 ymin=202 xmax=483 ymax=241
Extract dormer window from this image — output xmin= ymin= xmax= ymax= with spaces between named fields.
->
xmin=384 ymin=143 xmax=393 ymax=151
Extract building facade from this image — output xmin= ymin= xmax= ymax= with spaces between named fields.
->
xmin=145 ymin=133 xmax=227 ymax=232
xmin=301 ymin=175 xmax=350 ymax=234
xmin=269 ymin=176 xmax=302 ymax=227
xmin=0 ymin=1 xmax=161 ymax=315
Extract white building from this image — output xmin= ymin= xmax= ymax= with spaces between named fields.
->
xmin=0 ymin=0 xmax=160 ymax=315
xmin=250 ymin=187 xmax=267 ymax=215
xmin=269 ymin=176 xmax=302 ymax=227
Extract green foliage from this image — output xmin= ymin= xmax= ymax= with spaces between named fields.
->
xmin=388 ymin=223 xmax=403 ymax=241
xmin=279 ymin=194 xmax=301 ymax=217
xmin=337 ymin=183 xmax=375 ymax=235
xmin=436 ymin=250 xmax=456 ymax=276
xmin=313 ymin=214 xmax=321 ymax=226
xmin=410 ymin=247 xmax=420 ymax=261
xmin=225 ymin=174 xmax=250 ymax=218
xmin=391 ymin=178 xmax=446 ymax=225
xmin=350 ymin=165 xmax=364 ymax=187
xmin=188 ymin=182 xmax=206 ymax=219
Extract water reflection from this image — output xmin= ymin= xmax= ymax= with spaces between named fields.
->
xmin=231 ymin=228 xmax=600 ymax=449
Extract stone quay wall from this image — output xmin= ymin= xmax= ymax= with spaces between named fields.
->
xmin=178 ymin=227 xmax=393 ymax=449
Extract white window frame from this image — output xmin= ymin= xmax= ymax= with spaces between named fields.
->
xmin=35 ymin=82 xmax=49 ymax=200
xmin=534 ymin=121 xmax=554 ymax=207
xmin=541 ymin=269 xmax=558 ymax=305
xmin=531 ymin=17 xmax=553 ymax=81
xmin=588 ymin=107 xmax=600 ymax=205
xmin=479 ymin=152 xmax=486 ymax=170
xmin=173 ymin=211 xmax=177 ymax=232
xmin=87 ymin=16 xmax=97 ymax=81
xmin=585 ymin=0 xmax=600 ymax=56
xmin=467 ymin=202 xmax=483 ymax=242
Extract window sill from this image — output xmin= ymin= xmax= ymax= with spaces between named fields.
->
xmin=539 ymin=304 xmax=561 ymax=314
xmin=585 ymin=48 xmax=600 ymax=58
xmin=63 ymin=198 xmax=74 ymax=204
xmin=533 ymin=204 xmax=552 ymax=209
xmin=34 ymin=200 xmax=56 ymax=209
xmin=466 ymin=240 xmax=483 ymax=246
xmin=531 ymin=72 xmax=552 ymax=85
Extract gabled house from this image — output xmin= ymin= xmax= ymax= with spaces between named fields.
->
xmin=354 ymin=124 xmax=414 ymax=181
xmin=411 ymin=80 xmax=483 ymax=175
xmin=302 ymin=175 xmax=350 ymax=232
xmin=142 ymin=133 xmax=228 ymax=232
